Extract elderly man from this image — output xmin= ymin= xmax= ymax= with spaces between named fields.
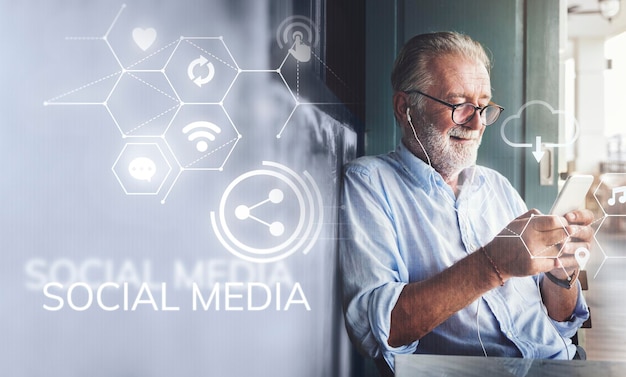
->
xmin=339 ymin=32 xmax=593 ymax=375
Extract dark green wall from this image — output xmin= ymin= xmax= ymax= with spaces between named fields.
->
xmin=364 ymin=1 xmax=400 ymax=157
xmin=523 ymin=0 xmax=562 ymax=212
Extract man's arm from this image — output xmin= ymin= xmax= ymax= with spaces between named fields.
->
xmin=388 ymin=247 xmax=502 ymax=347
xmin=389 ymin=209 xmax=594 ymax=347
xmin=541 ymin=273 xmax=580 ymax=322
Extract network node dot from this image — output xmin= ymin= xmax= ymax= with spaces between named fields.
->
xmin=268 ymin=188 xmax=284 ymax=203
xmin=235 ymin=205 xmax=250 ymax=220
xmin=269 ymin=222 xmax=285 ymax=237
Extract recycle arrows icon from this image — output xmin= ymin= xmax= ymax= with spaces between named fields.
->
xmin=187 ymin=55 xmax=215 ymax=87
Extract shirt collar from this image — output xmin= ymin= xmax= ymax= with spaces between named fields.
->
xmin=394 ymin=142 xmax=440 ymax=194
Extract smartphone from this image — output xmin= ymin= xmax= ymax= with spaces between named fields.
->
xmin=549 ymin=175 xmax=594 ymax=216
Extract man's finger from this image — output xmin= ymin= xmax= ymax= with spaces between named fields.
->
xmin=530 ymin=214 xmax=569 ymax=232
xmin=565 ymin=224 xmax=594 ymax=242
xmin=565 ymin=209 xmax=594 ymax=225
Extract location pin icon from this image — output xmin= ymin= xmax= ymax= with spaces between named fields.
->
xmin=575 ymin=247 xmax=590 ymax=270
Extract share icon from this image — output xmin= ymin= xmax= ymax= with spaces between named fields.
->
xmin=235 ymin=189 xmax=285 ymax=236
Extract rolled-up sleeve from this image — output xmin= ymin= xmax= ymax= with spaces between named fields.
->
xmin=339 ymin=165 xmax=419 ymax=366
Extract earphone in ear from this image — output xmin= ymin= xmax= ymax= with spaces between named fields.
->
xmin=406 ymin=107 xmax=412 ymax=123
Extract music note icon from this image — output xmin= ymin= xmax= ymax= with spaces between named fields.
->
xmin=608 ymin=186 xmax=626 ymax=206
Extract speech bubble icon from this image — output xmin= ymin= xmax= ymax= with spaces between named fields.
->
xmin=128 ymin=157 xmax=156 ymax=182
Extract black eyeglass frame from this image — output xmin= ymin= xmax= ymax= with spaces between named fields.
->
xmin=405 ymin=90 xmax=504 ymax=126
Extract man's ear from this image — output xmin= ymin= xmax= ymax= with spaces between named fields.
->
xmin=393 ymin=91 xmax=410 ymax=125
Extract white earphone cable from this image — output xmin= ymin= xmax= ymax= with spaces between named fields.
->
xmin=476 ymin=299 xmax=488 ymax=357
xmin=406 ymin=108 xmax=432 ymax=168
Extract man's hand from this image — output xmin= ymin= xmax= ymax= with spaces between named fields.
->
xmin=484 ymin=209 xmax=594 ymax=282
xmin=547 ymin=209 xmax=594 ymax=280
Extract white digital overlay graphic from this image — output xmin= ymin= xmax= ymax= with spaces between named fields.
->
xmin=276 ymin=15 xmax=320 ymax=63
xmin=494 ymin=214 xmax=606 ymax=278
xmin=210 ymin=161 xmax=323 ymax=263
xmin=575 ymin=247 xmax=590 ymax=270
xmin=607 ymin=186 xmax=626 ymax=207
xmin=182 ymin=121 xmax=221 ymax=152
xmin=590 ymin=173 xmax=626 ymax=278
xmin=27 ymin=257 xmax=311 ymax=312
xmin=187 ymin=55 xmax=215 ymax=87
xmin=500 ymin=100 xmax=580 ymax=163
xmin=132 ymin=27 xmax=157 ymax=51
xmin=43 ymin=4 xmax=350 ymax=203
xmin=112 ymin=143 xmax=172 ymax=195
xmin=128 ymin=157 xmax=157 ymax=182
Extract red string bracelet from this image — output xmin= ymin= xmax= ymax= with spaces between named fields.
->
xmin=480 ymin=247 xmax=504 ymax=286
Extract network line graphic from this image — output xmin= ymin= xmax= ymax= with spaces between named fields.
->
xmin=43 ymin=4 xmax=349 ymax=204
xmin=42 ymin=4 xmax=352 ymax=264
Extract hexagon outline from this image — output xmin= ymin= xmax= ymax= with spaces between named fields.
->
xmin=498 ymin=214 xmax=570 ymax=261
xmin=105 ymin=71 xmax=181 ymax=138
xmin=163 ymin=104 xmax=242 ymax=171
xmin=591 ymin=216 xmax=611 ymax=278
xmin=223 ymin=70 xmax=296 ymax=144
xmin=593 ymin=173 xmax=626 ymax=217
xmin=523 ymin=215 xmax=570 ymax=259
xmin=112 ymin=142 xmax=172 ymax=195
xmin=164 ymin=36 xmax=241 ymax=105
xmin=593 ymin=214 xmax=626 ymax=259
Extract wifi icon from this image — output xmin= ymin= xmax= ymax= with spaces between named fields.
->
xmin=182 ymin=121 xmax=222 ymax=152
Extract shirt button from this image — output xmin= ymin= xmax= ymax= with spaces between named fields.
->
xmin=507 ymin=331 xmax=513 ymax=338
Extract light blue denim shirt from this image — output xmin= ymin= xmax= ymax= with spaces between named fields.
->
xmin=339 ymin=143 xmax=589 ymax=370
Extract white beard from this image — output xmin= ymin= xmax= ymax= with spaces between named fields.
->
xmin=416 ymin=123 xmax=481 ymax=180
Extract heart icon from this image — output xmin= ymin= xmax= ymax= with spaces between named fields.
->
xmin=132 ymin=27 xmax=157 ymax=51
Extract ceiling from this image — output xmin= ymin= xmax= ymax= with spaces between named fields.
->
xmin=567 ymin=0 xmax=626 ymax=38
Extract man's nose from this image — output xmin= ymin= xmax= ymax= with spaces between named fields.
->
xmin=464 ymin=109 xmax=485 ymax=130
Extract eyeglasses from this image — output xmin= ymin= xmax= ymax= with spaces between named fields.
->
xmin=405 ymin=90 xmax=504 ymax=126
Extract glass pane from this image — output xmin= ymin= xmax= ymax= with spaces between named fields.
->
xmin=453 ymin=104 xmax=475 ymax=124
